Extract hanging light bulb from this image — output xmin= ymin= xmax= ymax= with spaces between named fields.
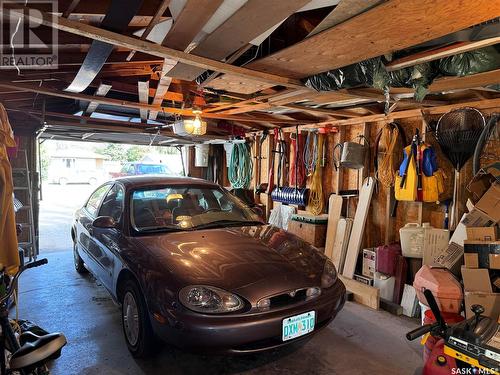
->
xmin=184 ymin=108 xmax=207 ymax=135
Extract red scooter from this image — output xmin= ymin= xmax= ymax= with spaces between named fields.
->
xmin=406 ymin=289 xmax=499 ymax=375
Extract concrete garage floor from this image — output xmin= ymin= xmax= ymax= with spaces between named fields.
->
xmin=20 ymin=183 xmax=423 ymax=375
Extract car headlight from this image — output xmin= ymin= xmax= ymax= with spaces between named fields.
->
xmin=321 ymin=259 xmax=338 ymax=289
xmin=179 ymin=285 xmax=244 ymax=314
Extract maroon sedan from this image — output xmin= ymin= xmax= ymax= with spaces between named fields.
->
xmin=71 ymin=176 xmax=345 ymax=357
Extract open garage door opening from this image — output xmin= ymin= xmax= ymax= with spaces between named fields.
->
xmin=34 ymin=139 xmax=186 ymax=256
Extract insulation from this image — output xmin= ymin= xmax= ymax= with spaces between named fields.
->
xmin=304 ymin=46 xmax=500 ymax=101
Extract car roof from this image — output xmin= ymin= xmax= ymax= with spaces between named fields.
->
xmin=112 ymin=175 xmax=219 ymax=189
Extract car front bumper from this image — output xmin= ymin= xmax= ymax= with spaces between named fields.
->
xmin=150 ymin=279 xmax=346 ymax=354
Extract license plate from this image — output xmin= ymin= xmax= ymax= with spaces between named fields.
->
xmin=282 ymin=311 xmax=315 ymax=341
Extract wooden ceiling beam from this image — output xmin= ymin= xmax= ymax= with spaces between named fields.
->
xmin=126 ymin=0 xmax=172 ymax=61
xmin=0 ymin=3 xmax=304 ymax=89
xmin=386 ymin=37 xmax=500 ymax=72
xmin=170 ymin=0 xmax=311 ymax=81
xmin=0 ymin=81 xmax=300 ymax=124
xmin=277 ymin=98 xmax=500 ymax=132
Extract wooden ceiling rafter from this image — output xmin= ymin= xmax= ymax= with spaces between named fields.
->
xmin=0 ymin=3 xmax=305 ymax=90
xmin=147 ymin=0 xmax=225 ymax=120
xmin=169 ymin=0 xmax=311 ymax=81
xmin=126 ymin=0 xmax=172 ymax=61
xmin=0 ymin=81 xmax=302 ymax=126
xmin=385 ymin=37 xmax=500 ymax=71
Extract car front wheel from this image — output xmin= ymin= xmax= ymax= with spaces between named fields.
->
xmin=121 ymin=280 xmax=157 ymax=358
xmin=73 ymin=242 xmax=87 ymax=274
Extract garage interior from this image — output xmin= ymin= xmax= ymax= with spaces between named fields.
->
xmin=0 ymin=0 xmax=499 ymax=374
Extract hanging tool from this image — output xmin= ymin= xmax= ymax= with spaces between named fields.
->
xmin=255 ymin=131 xmax=268 ymax=194
xmin=435 ymin=107 xmax=485 ymax=229
xmin=266 ymin=129 xmax=278 ymax=195
xmin=271 ymin=126 xmax=309 ymax=205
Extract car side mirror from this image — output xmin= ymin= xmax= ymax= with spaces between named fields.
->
xmin=92 ymin=216 xmax=117 ymax=229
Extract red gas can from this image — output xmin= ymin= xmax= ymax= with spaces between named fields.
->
xmin=375 ymin=243 xmax=401 ymax=276
xmin=422 ymin=310 xmax=464 ymax=363
xmin=423 ymin=339 xmax=458 ymax=375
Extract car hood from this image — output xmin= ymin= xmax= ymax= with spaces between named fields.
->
xmin=130 ymin=225 xmax=326 ymax=301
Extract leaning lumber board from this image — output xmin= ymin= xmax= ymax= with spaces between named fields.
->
xmin=331 ymin=218 xmax=347 ymax=272
xmin=324 ymin=194 xmax=343 ymax=261
xmin=342 ymin=177 xmax=375 ymax=279
xmin=339 ymin=275 xmax=380 ymax=310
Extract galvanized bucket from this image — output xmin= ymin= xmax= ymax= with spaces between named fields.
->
xmin=333 ymin=135 xmax=369 ymax=170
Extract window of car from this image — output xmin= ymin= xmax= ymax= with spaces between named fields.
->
xmin=130 ymin=185 xmax=262 ymax=234
xmin=136 ymin=164 xmax=170 ymax=175
xmin=85 ymin=184 xmax=111 ymax=217
xmin=98 ymin=184 xmax=124 ymax=222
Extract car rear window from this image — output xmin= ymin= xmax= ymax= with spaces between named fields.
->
xmin=137 ymin=164 xmax=169 ymax=174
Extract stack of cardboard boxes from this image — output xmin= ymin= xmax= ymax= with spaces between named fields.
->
xmin=461 ymin=180 xmax=500 ymax=320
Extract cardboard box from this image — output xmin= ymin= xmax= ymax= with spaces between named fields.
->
xmin=461 ymin=267 xmax=492 ymax=293
xmin=475 ymin=183 xmax=500 ymax=223
xmin=461 ymin=209 xmax=497 ymax=228
xmin=466 ymin=227 xmax=498 ymax=241
xmin=490 ymin=254 xmax=500 ymax=270
xmin=464 ymin=292 xmax=500 ymax=319
xmin=464 ymin=240 xmax=500 ymax=269
xmin=432 ymin=242 xmax=464 ymax=276
xmin=464 ymin=253 xmax=479 ymax=268
xmin=362 ymin=248 xmax=376 ymax=278
xmin=493 ymin=277 xmax=500 ymax=289
xmin=461 ymin=267 xmax=499 ymax=319
xmin=467 ymin=172 xmax=496 ymax=203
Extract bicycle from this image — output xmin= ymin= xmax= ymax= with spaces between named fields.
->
xmin=0 ymin=259 xmax=67 ymax=375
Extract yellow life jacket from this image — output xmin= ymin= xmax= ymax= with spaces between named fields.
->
xmin=395 ymin=144 xmax=445 ymax=202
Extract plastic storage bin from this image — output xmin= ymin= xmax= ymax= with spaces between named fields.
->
xmin=413 ymin=265 xmax=463 ymax=314
xmin=399 ymin=222 xmax=449 ymax=259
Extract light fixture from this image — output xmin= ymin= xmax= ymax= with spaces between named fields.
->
xmin=184 ymin=108 xmax=207 ymax=136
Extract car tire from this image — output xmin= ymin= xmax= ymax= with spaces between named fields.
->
xmin=73 ymin=242 xmax=87 ymax=274
xmin=88 ymin=177 xmax=97 ymax=185
xmin=59 ymin=177 xmax=68 ymax=185
xmin=121 ymin=280 xmax=157 ymax=358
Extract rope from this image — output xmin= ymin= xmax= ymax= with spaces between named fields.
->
xmin=228 ymin=143 xmax=253 ymax=189
xmin=307 ymin=133 xmax=325 ymax=215
xmin=375 ymin=124 xmax=400 ymax=188
xmin=304 ymin=131 xmax=317 ymax=176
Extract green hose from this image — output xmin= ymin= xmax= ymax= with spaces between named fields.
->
xmin=228 ymin=143 xmax=253 ymax=189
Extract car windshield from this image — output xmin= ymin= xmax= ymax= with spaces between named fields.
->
xmin=130 ymin=185 xmax=262 ymax=233
xmin=137 ymin=164 xmax=170 ymax=174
